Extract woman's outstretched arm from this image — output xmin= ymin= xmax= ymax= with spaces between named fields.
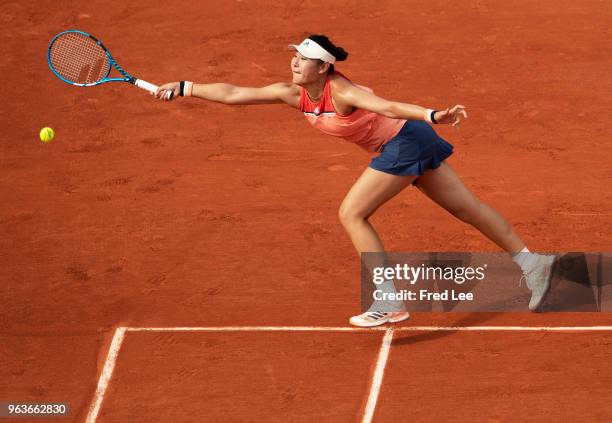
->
xmin=333 ymin=77 xmax=468 ymax=126
xmin=153 ymin=81 xmax=300 ymax=107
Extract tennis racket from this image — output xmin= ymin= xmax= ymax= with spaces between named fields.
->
xmin=47 ymin=30 xmax=171 ymax=99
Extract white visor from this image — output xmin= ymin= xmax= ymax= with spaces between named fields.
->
xmin=288 ymin=38 xmax=336 ymax=64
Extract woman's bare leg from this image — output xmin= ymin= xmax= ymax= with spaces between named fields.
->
xmin=338 ymin=167 xmax=417 ymax=253
xmin=414 ymin=162 xmax=525 ymax=253
xmin=414 ymin=161 xmax=555 ymax=310
xmin=340 ymin=167 xmax=415 ymax=326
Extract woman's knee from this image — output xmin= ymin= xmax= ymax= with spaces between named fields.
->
xmin=338 ymin=203 xmax=367 ymax=227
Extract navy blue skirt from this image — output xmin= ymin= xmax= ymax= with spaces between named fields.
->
xmin=369 ymin=120 xmax=454 ymax=178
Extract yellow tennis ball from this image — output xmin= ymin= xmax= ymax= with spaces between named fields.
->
xmin=40 ymin=127 xmax=55 ymax=143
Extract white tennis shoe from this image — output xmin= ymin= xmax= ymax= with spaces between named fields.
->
xmin=522 ymin=254 xmax=556 ymax=311
xmin=349 ymin=311 xmax=411 ymax=327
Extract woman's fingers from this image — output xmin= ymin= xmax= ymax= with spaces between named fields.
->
xmin=434 ymin=105 xmax=468 ymax=126
xmin=154 ymin=88 xmax=166 ymax=99
xmin=152 ymin=83 xmax=176 ymax=100
xmin=450 ymin=106 xmax=465 ymax=127
xmin=449 ymin=105 xmax=468 ymax=125
xmin=152 ymin=88 xmax=174 ymax=101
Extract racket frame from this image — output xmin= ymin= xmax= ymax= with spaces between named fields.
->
xmin=47 ymin=29 xmax=169 ymax=97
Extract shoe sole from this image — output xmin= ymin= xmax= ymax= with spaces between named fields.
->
xmin=389 ymin=312 xmax=411 ymax=323
xmin=349 ymin=318 xmax=388 ymax=328
xmin=349 ymin=312 xmax=411 ymax=328
xmin=529 ymin=259 xmax=556 ymax=312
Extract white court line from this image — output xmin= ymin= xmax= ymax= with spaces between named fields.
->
xmin=396 ymin=326 xmax=612 ymax=332
xmin=86 ymin=327 xmax=127 ymax=423
xmin=127 ymin=326 xmax=387 ymax=332
xmin=362 ymin=328 xmax=394 ymax=423
xmin=126 ymin=325 xmax=612 ymax=332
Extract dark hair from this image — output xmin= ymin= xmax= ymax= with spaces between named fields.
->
xmin=309 ymin=34 xmax=348 ymax=74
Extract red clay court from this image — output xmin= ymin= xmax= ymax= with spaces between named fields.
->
xmin=1 ymin=1 xmax=611 ymax=421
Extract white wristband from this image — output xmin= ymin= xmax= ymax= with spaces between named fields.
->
xmin=184 ymin=81 xmax=194 ymax=97
xmin=424 ymin=109 xmax=435 ymax=123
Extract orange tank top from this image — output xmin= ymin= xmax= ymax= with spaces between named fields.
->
xmin=298 ymin=71 xmax=405 ymax=153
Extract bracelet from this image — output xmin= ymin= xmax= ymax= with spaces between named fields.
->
xmin=424 ymin=109 xmax=434 ymax=124
xmin=179 ymin=81 xmax=194 ymax=97
xmin=431 ymin=110 xmax=439 ymax=124
xmin=424 ymin=109 xmax=439 ymax=124
xmin=185 ymin=81 xmax=194 ymax=97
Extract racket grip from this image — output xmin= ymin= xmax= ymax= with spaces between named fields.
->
xmin=135 ymin=79 xmax=173 ymax=99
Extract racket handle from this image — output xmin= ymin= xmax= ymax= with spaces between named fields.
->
xmin=134 ymin=79 xmax=173 ymax=99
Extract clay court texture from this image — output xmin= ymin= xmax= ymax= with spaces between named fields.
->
xmin=2 ymin=0 xmax=611 ymax=421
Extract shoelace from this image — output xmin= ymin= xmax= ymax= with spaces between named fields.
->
xmin=518 ymin=272 xmax=531 ymax=289
xmin=519 ymin=260 xmax=550 ymax=289
xmin=519 ymin=267 xmax=541 ymax=289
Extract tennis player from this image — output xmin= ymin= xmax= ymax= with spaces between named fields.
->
xmin=154 ymin=35 xmax=555 ymax=327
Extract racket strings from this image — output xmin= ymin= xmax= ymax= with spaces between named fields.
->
xmin=49 ymin=32 xmax=111 ymax=85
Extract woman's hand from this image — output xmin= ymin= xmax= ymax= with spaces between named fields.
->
xmin=434 ymin=105 xmax=468 ymax=127
xmin=153 ymin=82 xmax=180 ymax=101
